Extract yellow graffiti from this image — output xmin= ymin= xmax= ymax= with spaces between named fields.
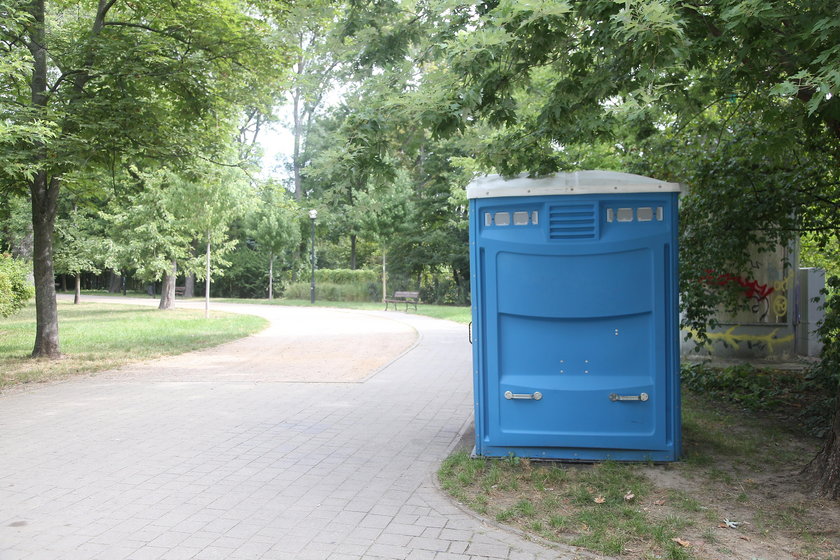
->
xmin=772 ymin=294 xmax=788 ymax=317
xmin=771 ymin=272 xmax=793 ymax=317
xmin=688 ymin=327 xmax=794 ymax=352
xmin=773 ymin=272 xmax=793 ymax=292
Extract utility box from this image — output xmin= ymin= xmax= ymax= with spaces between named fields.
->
xmin=467 ymin=171 xmax=682 ymax=461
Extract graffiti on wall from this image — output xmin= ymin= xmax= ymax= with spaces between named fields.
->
xmin=687 ymin=326 xmax=795 ymax=354
xmin=771 ymin=273 xmax=793 ymax=318
xmin=703 ymin=270 xmax=793 ymax=322
xmin=703 ymin=271 xmax=775 ymax=320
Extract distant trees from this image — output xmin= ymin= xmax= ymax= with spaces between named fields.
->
xmin=53 ymin=205 xmax=115 ymax=304
xmin=250 ymin=183 xmax=301 ymax=300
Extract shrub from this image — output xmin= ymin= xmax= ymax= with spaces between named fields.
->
xmin=315 ymin=268 xmax=378 ymax=285
xmin=682 ymin=361 xmax=836 ymax=437
xmin=284 ymin=281 xmax=379 ymax=302
xmin=0 ymin=254 xmax=35 ymax=317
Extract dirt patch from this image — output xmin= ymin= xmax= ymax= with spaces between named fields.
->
xmin=96 ymin=306 xmax=419 ymax=383
xmin=640 ymin=446 xmax=840 ymax=559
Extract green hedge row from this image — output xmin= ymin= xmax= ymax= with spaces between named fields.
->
xmin=314 ymin=268 xmax=378 ymax=285
xmin=285 ymin=281 xmax=380 ymax=302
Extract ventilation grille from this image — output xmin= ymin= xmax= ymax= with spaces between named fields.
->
xmin=548 ymin=203 xmax=597 ymax=240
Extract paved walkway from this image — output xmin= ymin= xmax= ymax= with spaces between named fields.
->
xmin=0 ymin=298 xmax=596 ymax=559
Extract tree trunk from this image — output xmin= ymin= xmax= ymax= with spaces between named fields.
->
xmin=159 ymin=260 xmax=176 ymax=310
xmin=350 ymin=233 xmax=357 ymax=270
xmin=74 ymin=274 xmax=81 ymax=304
xmin=268 ymin=253 xmax=275 ymax=300
xmin=184 ymin=273 xmax=195 ymax=298
xmin=28 ymin=0 xmax=61 ymax=359
xmin=204 ymin=237 xmax=211 ymax=319
xmin=107 ymin=270 xmax=122 ymax=293
xmin=382 ymin=249 xmax=387 ymax=303
xmin=30 ymin=171 xmax=61 ymax=358
xmin=803 ymin=395 xmax=840 ymax=499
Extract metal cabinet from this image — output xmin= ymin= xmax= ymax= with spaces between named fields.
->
xmin=468 ymin=171 xmax=682 ymax=461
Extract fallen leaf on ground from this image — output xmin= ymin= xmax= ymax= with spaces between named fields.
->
xmin=739 ymin=535 xmax=751 ymax=541
xmin=594 ymin=496 xmax=606 ymax=504
xmin=624 ymin=491 xmax=635 ymax=501
xmin=672 ymin=537 xmax=691 ymax=547
xmin=653 ymin=499 xmax=666 ymax=506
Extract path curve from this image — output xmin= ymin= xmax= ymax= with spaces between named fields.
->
xmin=0 ymin=297 xmax=597 ymax=559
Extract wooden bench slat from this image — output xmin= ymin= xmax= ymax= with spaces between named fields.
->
xmin=384 ymin=291 xmax=420 ymax=311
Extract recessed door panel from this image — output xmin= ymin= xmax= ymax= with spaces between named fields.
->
xmin=490 ymin=313 xmax=663 ymax=449
xmin=484 ymin=247 xmax=667 ymax=451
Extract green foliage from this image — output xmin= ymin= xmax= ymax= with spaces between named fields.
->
xmin=53 ymin=205 xmax=116 ymax=278
xmin=682 ymin=362 xmax=836 ymax=437
xmin=248 ymin=182 xmax=302 ymax=297
xmin=103 ymin=169 xmax=193 ymax=282
xmin=2 ymin=0 xmax=294 ymax=352
xmin=0 ymin=254 xmax=34 ymax=317
xmin=214 ymin=242 xmax=270 ymax=299
xmin=801 ymin=234 xmax=840 ymax=285
xmin=315 ymin=268 xmax=378 ymax=285
xmin=0 ymin=193 xmax=31 ymax=255
xmin=285 ymin=281 xmax=378 ymax=302
xmin=168 ymin=161 xmax=252 ymax=282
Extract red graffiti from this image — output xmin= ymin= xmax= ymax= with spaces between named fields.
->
xmin=703 ymin=271 xmax=775 ymax=303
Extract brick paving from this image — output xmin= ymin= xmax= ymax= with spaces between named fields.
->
xmin=0 ymin=298 xmax=599 ymax=559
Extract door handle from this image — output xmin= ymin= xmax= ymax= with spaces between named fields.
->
xmin=504 ymin=391 xmax=542 ymax=400
xmin=609 ymin=392 xmax=649 ymax=402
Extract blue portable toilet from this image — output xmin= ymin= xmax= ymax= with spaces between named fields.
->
xmin=467 ymin=171 xmax=681 ymax=462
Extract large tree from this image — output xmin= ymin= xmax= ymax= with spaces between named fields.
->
xmin=0 ymin=0 xmax=289 ymax=357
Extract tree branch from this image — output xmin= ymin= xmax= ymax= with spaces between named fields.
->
xmin=101 ymin=21 xmax=184 ymax=39
xmin=48 ymin=70 xmax=86 ymax=95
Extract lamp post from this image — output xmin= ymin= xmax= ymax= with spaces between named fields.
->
xmin=309 ymin=209 xmax=317 ymax=304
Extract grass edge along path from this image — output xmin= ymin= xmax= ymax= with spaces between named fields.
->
xmin=216 ymin=296 xmax=474 ymax=324
xmin=439 ymin=453 xmax=692 ymax=560
xmin=0 ymin=301 xmax=268 ymax=390
xmin=60 ymin=291 xmax=473 ymax=325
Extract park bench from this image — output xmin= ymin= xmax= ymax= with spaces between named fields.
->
xmin=384 ymin=291 xmax=420 ymax=311
xmin=174 ymin=286 xmax=186 ymax=297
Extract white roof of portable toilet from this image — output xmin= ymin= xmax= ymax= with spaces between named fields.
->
xmin=466 ymin=170 xmax=683 ymax=199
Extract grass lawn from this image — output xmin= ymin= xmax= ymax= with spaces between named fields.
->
xmin=68 ymin=291 xmax=473 ymax=325
xmin=217 ymin=296 xmax=473 ymax=324
xmin=0 ymin=301 xmax=268 ymax=390
xmin=439 ymin=389 xmax=840 ymax=560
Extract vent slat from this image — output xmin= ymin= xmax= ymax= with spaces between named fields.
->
xmin=548 ymin=203 xmax=597 ymax=240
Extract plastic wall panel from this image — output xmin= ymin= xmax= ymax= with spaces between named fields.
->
xmin=469 ymin=189 xmax=680 ymax=461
